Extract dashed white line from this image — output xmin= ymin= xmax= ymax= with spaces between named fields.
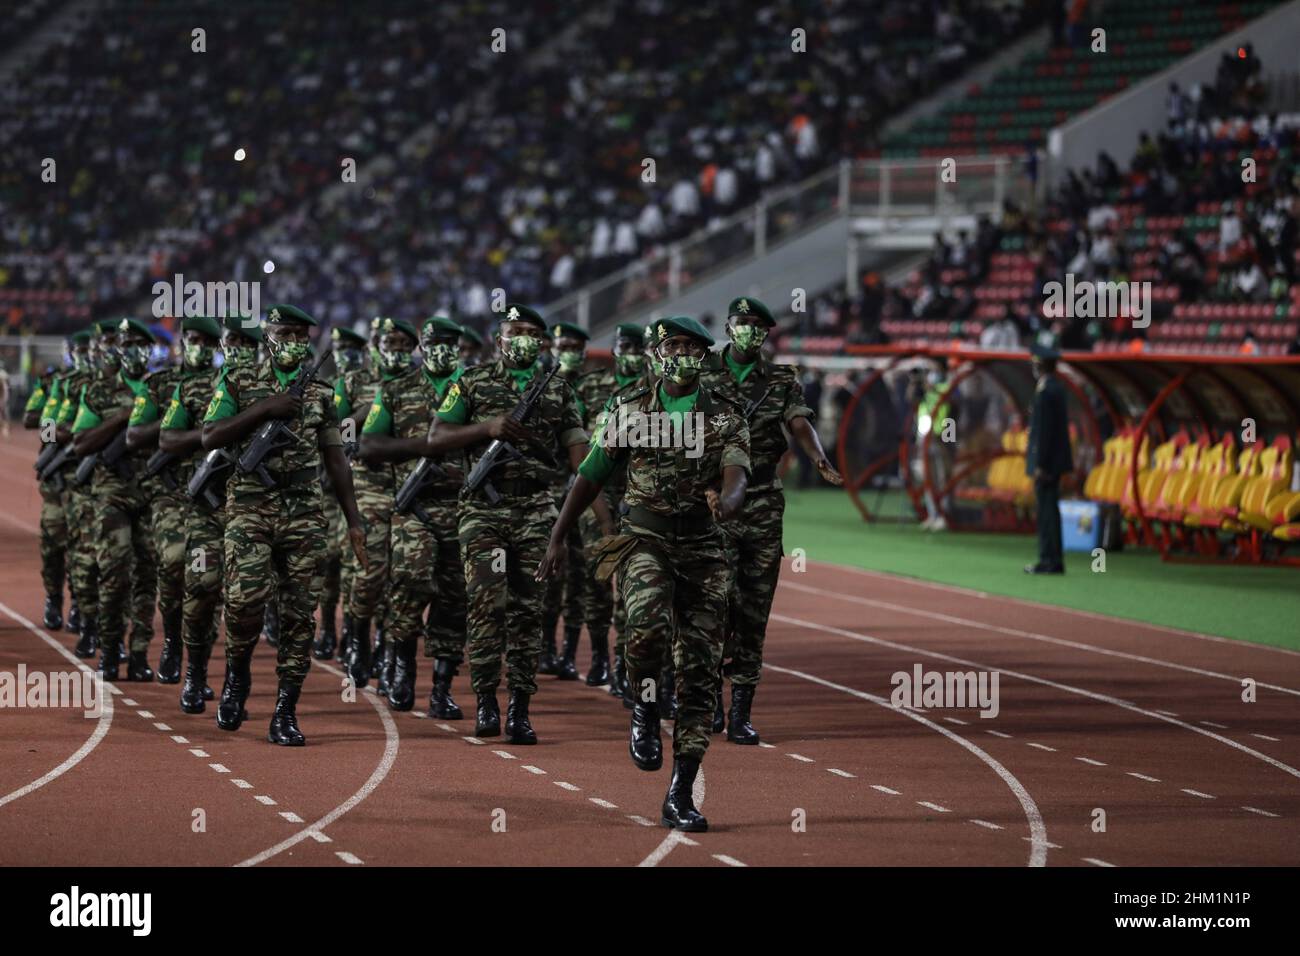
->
xmin=230 ymin=779 xmax=252 ymax=789
xmin=121 ymin=698 xmax=138 ymax=707
xmin=208 ymin=763 xmax=230 ymax=774
xmin=827 ymin=768 xmax=856 ymax=778
xmin=153 ymin=722 xmax=171 ymax=731
xmin=713 ymin=854 xmax=747 ymax=867
xmin=1181 ymin=789 xmax=1216 ymax=800
xmin=1026 ymin=743 xmax=1057 ymax=752
xmin=1252 ymin=733 xmax=1280 ymax=742
xmin=254 ymin=795 xmax=277 ymax=806
xmin=462 ymin=736 xmax=485 ymax=746
xmin=492 ymin=750 xmax=517 ymax=760
xmin=188 ymin=748 xmax=209 ymax=758
xmin=336 ymin=851 xmax=364 ymax=865
xmin=1154 ymin=710 xmax=1179 ymax=717
xmin=308 ymin=831 xmax=332 ymax=843
xmin=136 ymin=710 xmax=154 ymax=719
xmin=985 ymin=730 xmax=1013 ymax=739
xmin=757 ymin=742 xmax=776 ymax=749
xmin=871 ymin=784 xmax=901 ymax=795
xmin=589 ymin=797 xmax=618 ymax=809
xmin=279 ymin=811 xmax=305 ymax=823
xmin=1083 ymin=857 xmax=1116 ymax=867
xmin=1199 ymin=720 xmax=1228 ymax=730
xmin=627 ymin=815 xmax=657 ymax=827
xmin=1024 ymin=836 xmax=1062 ymax=850
xmin=1126 ymin=772 xmax=1161 ymax=783
xmin=1075 ymin=757 xmax=1107 ymax=766
xmin=170 ymin=735 xmax=189 ymax=745
xmin=786 ymin=753 xmax=814 ymax=763
xmin=436 ymin=723 xmax=454 ymax=732
xmin=521 ymin=765 xmax=547 ymax=775
xmin=1241 ymin=806 xmax=1279 ymax=818
xmin=554 ymin=781 xmax=580 ymax=792
xmin=969 ymin=819 xmax=1003 ymax=830
xmin=917 ymin=801 xmax=950 ymax=813
xmin=943 ymin=717 xmax=969 ymax=726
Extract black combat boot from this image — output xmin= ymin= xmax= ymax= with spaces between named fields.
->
xmin=216 ymin=646 xmax=254 ymax=731
xmin=98 ymin=633 xmax=121 ymax=682
xmin=607 ymin=650 xmax=627 ymax=697
xmin=156 ymin=610 xmax=183 ymax=684
xmin=337 ymin=613 xmax=354 ymax=664
xmin=263 ymin=601 xmax=280 ymax=648
xmin=312 ymin=613 xmax=337 ymax=660
xmin=347 ymin=618 xmax=372 ymax=688
xmin=475 ymin=691 xmax=501 ymax=737
xmin=370 ymin=627 xmax=386 ymax=680
xmin=375 ymin=641 xmax=395 ymax=696
xmin=727 ymin=684 xmax=760 ymax=745
xmin=629 ymin=699 xmax=663 ymax=771
xmin=537 ymin=621 xmax=559 ymax=676
xmin=660 ymin=662 xmax=678 ymax=721
xmin=267 ymin=682 xmax=306 ymax=746
xmin=387 ymin=640 xmax=417 ymax=712
xmin=661 ymin=756 xmax=707 ymax=831
xmin=66 ymin=599 xmax=81 ymax=634
xmin=556 ymin=625 xmax=580 ymax=680
xmin=74 ymin=618 xmax=98 ymax=659
xmin=505 ymin=689 xmax=537 ymax=745
xmin=126 ymin=649 xmax=155 ymax=682
xmin=180 ymin=643 xmax=210 ymax=714
xmin=585 ymin=629 xmax=610 ymax=686
xmin=428 ymin=658 xmax=463 ymax=719
xmin=43 ymin=594 xmax=62 ymax=630
xmin=622 ymin=670 xmax=635 ymax=710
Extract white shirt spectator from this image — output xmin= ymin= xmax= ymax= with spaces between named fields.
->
xmin=636 ymin=202 xmax=666 ymax=239
xmin=794 ymin=120 xmax=819 ymax=161
xmin=668 ymin=178 xmax=700 ymax=218
xmin=755 ymin=143 xmax=776 ymax=184
xmin=613 ymin=220 xmax=638 ymax=256
xmin=714 ymin=166 xmax=739 ymax=206
xmin=590 ymin=218 xmax=612 ymax=259
xmin=1219 ymin=211 xmax=1242 ymax=252
xmin=1087 ymin=204 xmax=1118 ymax=232
xmin=549 ymin=253 xmax=575 ymax=292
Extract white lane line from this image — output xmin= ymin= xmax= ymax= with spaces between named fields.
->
xmin=986 ymin=730 xmax=1013 ymax=739
xmin=1026 ymin=743 xmax=1057 ymax=752
xmin=136 ymin=710 xmax=154 ymax=719
xmin=827 ymin=768 xmax=856 ymax=778
xmin=713 ymin=854 xmax=747 ymax=867
xmin=1024 ymin=836 xmax=1062 ymax=850
xmin=970 ymin=819 xmax=1004 ymax=830
xmin=771 ymin=614 xmax=1300 ymax=783
xmin=627 ymin=815 xmax=657 ymax=827
xmin=554 ymin=781 xmax=581 ymax=792
xmin=1126 ymin=772 xmax=1161 ymax=783
xmin=521 ymin=765 xmax=547 ymax=775
xmin=237 ymin=659 xmax=400 ymax=868
xmin=170 ymin=735 xmax=189 ymax=744
xmin=462 ymin=736 xmax=485 ymax=746
xmin=492 ymin=750 xmax=517 ymax=760
xmin=943 ymin=717 xmax=969 ymax=726
xmin=1199 ymin=720 xmax=1228 ymax=730
xmin=1154 ymin=710 xmax=1179 ymax=717
xmin=189 ymin=749 xmax=209 ymax=758
xmin=638 ymin=767 xmax=706 ymax=868
xmin=1242 ymin=806 xmax=1280 ymax=818
xmin=335 ymin=851 xmax=364 ymax=865
xmin=109 ymin=686 xmax=122 ymax=695
xmin=0 ymin=602 xmax=114 ymax=811
xmin=1083 ymin=857 xmax=1116 ymax=868
xmin=763 ymin=660 xmax=1049 ymax=867
xmin=279 ymin=811 xmax=305 ymax=823
xmin=757 ymin=742 xmax=776 ymax=749
xmin=121 ymin=698 xmax=138 ymax=707
xmin=254 ymin=795 xmax=277 ymax=806
xmin=230 ymin=779 xmax=252 ymax=789
xmin=786 ymin=753 xmax=814 ymax=763
xmin=209 ymin=763 xmax=230 ymax=774
xmin=589 ymin=797 xmax=618 ymax=809
xmin=153 ymin=722 xmax=171 ymax=731
xmin=1252 ymin=733 xmax=1280 ymax=742
xmin=917 ymin=801 xmax=950 ymax=813
xmin=1181 ymin=789 xmax=1216 ymax=800
xmin=1075 ymin=757 xmax=1107 ymax=766
xmin=436 ymin=723 xmax=454 ymax=732
xmin=871 ymin=784 xmax=901 ymax=795
xmin=308 ymin=831 xmax=332 ymax=843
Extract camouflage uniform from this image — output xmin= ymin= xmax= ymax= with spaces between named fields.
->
xmin=28 ymin=371 xmax=68 ymax=603
xmin=135 ymin=365 xmax=187 ymax=634
xmin=55 ymin=368 xmax=100 ymax=636
xmin=336 ymin=367 xmax=389 ymax=632
xmin=436 ymin=359 xmax=587 ymax=697
xmin=579 ymin=382 xmax=750 ymax=760
xmin=72 ymin=367 xmax=157 ymax=662
xmin=204 ymin=361 xmax=340 ymax=689
xmin=701 ymin=346 xmax=812 ymax=687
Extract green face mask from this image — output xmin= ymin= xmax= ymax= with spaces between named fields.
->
xmin=557 ymin=350 xmax=584 ymax=373
xmin=119 ymin=344 xmax=150 ymax=377
xmin=369 ymin=345 xmax=382 ymax=368
xmin=268 ymin=337 xmax=312 ymax=370
xmin=614 ymin=353 xmax=645 ymax=378
xmin=378 ymin=347 xmax=412 ymax=375
xmin=184 ymin=343 xmax=215 ymax=369
xmin=221 ymin=343 xmax=256 ymax=368
xmin=335 ymin=348 xmax=364 ymax=376
xmin=501 ymin=334 xmax=541 ymax=366
xmin=660 ymin=353 xmax=703 ymax=385
xmin=729 ymin=323 xmax=767 ymax=351
xmin=422 ymin=343 xmax=457 ymax=376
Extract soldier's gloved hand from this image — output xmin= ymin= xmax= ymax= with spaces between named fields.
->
xmin=534 ymin=534 xmax=568 ymax=582
xmin=816 ymin=457 xmax=844 ymax=486
xmin=348 ymin=525 xmax=369 ymax=571
xmin=487 ymin=415 xmax=531 ymax=444
xmin=261 ymin=392 xmax=303 ymax=421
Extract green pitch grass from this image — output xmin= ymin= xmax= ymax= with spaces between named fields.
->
xmin=782 ymin=487 xmax=1300 ymax=651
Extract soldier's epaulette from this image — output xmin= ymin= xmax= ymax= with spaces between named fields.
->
xmin=613 ymin=385 xmax=651 ymax=408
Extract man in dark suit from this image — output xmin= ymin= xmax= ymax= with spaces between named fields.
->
xmin=1025 ymin=343 xmax=1073 ymax=574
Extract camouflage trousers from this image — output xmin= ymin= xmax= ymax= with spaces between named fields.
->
xmin=461 ymin=495 xmax=554 ymax=696
xmin=720 ymin=490 xmax=785 ymax=686
xmin=38 ymin=482 xmax=67 ymax=598
xmin=65 ymin=487 xmax=100 ymax=625
xmin=620 ymin=523 xmax=728 ymax=760
xmin=578 ymin=509 xmax=614 ymax=638
xmin=222 ymin=498 xmax=326 ymax=687
xmin=389 ymin=496 xmax=466 ymax=661
xmin=150 ymin=491 xmax=188 ymax=622
xmin=94 ymin=492 xmax=156 ymax=653
xmin=183 ymin=506 xmax=225 ymax=652
xmin=346 ymin=479 xmax=391 ymax=625
xmin=318 ymin=491 xmax=343 ymax=627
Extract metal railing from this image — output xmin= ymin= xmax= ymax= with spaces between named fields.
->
xmin=545 ymin=155 xmax=1032 ymax=331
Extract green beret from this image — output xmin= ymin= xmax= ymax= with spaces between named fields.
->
xmin=650 ymin=316 xmax=714 ymax=347
xmin=727 ymin=296 xmax=775 ymax=327
xmin=498 ymin=303 xmax=547 ymax=333
xmin=221 ymin=315 xmax=263 ymax=342
xmin=551 ymin=322 xmax=589 ymax=342
xmin=421 ymin=316 xmax=464 ymax=339
xmin=265 ymin=304 xmax=317 ymax=327
xmin=70 ymin=330 xmax=92 ymax=345
xmin=614 ymin=323 xmax=645 ymax=345
xmin=374 ymin=316 xmax=418 ymax=342
xmin=181 ymin=316 xmax=222 ymax=339
xmin=91 ymin=319 xmax=116 ymax=335
xmin=111 ymin=317 xmax=157 ymax=343
xmin=330 ymin=327 xmax=368 ymax=348
xmin=459 ymin=326 xmax=485 ymax=347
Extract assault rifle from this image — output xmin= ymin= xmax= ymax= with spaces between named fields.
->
xmin=393 ymin=456 xmax=450 ymax=525
xmin=187 ymin=448 xmax=236 ymax=509
xmin=236 ymin=351 xmax=330 ymax=488
xmin=34 ymin=440 xmax=61 ymax=475
xmin=463 ymin=363 xmax=559 ymax=505
xmin=74 ymin=427 xmax=131 ymax=486
xmin=144 ymin=447 xmax=180 ymax=490
xmin=742 ymin=383 xmax=776 ymax=419
xmin=36 ymin=442 xmax=74 ymax=492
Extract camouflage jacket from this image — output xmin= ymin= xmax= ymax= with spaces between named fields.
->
xmin=132 ymin=365 xmax=186 ymax=496
xmin=587 ymin=370 xmax=656 ymax=503
xmin=71 ymin=368 xmax=153 ymax=503
xmin=701 ymin=346 xmax=813 ymax=492
xmin=363 ymin=364 xmax=464 ymax=497
xmin=159 ymin=367 xmax=221 ymax=486
xmin=337 ymin=365 xmax=389 ymax=493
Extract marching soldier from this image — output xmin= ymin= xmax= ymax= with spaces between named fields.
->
xmin=358 ymin=316 xmax=468 ymax=715
xmin=200 ymin=305 xmax=367 ymax=745
xmin=159 ymin=315 xmax=261 ymax=713
xmin=540 ymin=316 xmax=749 ymax=831
xmin=701 ymin=297 xmax=842 ymax=743
xmin=313 ymin=326 xmax=369 ymax=660
xmin=425 ymin=303 xmax=599 ymax=745
xmin=127 ymin=316 xmax=221 ymax=683
xmin=71 ymin=318 xmax=161 ymax=681
xmin=458 ymin=325 xmax=486 ymax=369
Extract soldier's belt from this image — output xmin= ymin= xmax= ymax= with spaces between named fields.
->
xmin=264 ymin=466 xmax=319 ymax=489
xmin=471 ymin=476 xmax=547 ymax=499
xmin=625 ymin=504 xmax=713 ymax=538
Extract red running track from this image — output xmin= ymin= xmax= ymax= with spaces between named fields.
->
xmin=1 ymin=430 xmax=1298 ymax=866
